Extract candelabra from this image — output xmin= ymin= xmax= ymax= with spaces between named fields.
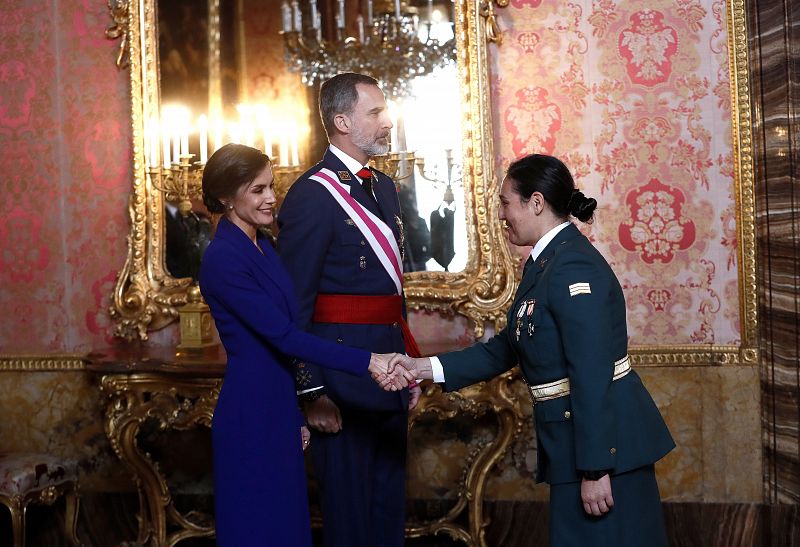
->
xmin=281 ymin=0 xmax=456 ymax=98
xmin=416 ymin=148 xmax=460 ymax=204
xmin=371 ymin=151 xmax=416 ymax=185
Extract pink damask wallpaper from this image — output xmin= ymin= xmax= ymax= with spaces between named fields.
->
xmin=492 ymin=0 xmax=739 ymax=346
xmin=0 ymin=0 xmax=130 ymax=352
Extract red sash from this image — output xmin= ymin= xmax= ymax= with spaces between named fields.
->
xmin=313 ymin=294 xmax=421 ymax=358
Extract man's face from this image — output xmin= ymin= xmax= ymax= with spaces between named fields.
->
xmin=347 ymin=83 xmax=393 ymax=157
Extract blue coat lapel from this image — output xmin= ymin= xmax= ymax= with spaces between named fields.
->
xmin=214 ymin=218 xmax=295 ymax=318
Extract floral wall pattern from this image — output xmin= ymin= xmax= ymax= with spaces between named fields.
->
xmin=0 ymin=0 xmax=131 ymax=352
xmin=491 ymin=0 xmax=739 ymax=347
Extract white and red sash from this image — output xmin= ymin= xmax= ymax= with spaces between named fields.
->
xmin=309 ymin=168 xmax=403 ymax=295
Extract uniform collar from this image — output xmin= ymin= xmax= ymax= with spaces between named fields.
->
xmin=328 ymin=144 xmax=369 ymax=181
xmin=530 ymin=221 xmax=571 ymax=263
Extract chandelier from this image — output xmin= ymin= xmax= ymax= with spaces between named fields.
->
xmin=280 ymin=0 xmax=456 ymax=98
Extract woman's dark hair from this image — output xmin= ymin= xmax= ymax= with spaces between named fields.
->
xmin=506 ymin=154 xmax=596 ymax=223
xmin=202 ymin=143 xmax=270 ymax=214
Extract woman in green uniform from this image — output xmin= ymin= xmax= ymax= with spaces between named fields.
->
xmin=396 ymin=154 xmax=675 ymax=546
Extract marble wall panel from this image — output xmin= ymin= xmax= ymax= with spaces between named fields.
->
xmin=748 ymin=0 xmax=800 ymax=503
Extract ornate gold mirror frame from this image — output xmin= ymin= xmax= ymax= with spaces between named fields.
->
xmin=106 ymin=0 xmax=517 ymax=340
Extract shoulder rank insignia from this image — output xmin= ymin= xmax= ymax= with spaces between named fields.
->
xmin=568 ymin=282 xmax=591 ymax=297
xmin=337 ymin=171 xmax=352 ymax=181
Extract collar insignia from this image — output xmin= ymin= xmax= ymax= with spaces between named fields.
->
xmin=337 ymin=171 xmax=352 ymax=181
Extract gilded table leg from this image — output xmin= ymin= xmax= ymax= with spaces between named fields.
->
xmin=6 ymin=498 xmax=26 ymax=547
xmin=64 ymin=487 xmax=82 ymax=547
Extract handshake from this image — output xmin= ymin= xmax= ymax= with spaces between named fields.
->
xmin=367 ymin=353 xmax=433 ymax=391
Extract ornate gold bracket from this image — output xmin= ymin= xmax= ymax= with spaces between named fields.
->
xmin=101 ymin=374 xmax=220 ymax=546
xmin=480 ymin=0 xmax=509 ymax=44
xmin=407 ymin=372 xmax=525 ymax=546
xmin=106 ymin=0 xmax=130 ymax=68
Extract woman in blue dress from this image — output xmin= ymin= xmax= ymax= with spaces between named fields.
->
xmin=199 ymin=143 xmax=408 ymax=546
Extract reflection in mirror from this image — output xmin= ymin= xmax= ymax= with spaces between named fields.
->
xmin=154 ymin=0 xmax=467 ymax=275
xmin=164 ymin=203 xmax=212 ymax=281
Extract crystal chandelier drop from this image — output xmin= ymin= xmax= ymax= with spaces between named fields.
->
xmin=280 ymin=0 xmax=456 ymax=98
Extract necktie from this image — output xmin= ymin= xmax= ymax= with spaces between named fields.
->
xmin=522 ymin=256 xmax=533 ymax=276
xmin=356 ymin=167 xmax=374 ymax=197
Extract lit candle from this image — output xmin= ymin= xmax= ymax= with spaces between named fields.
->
xmin=395 ymin=0 xmax=401 ymax=19
xmin=212 ymin=118 xmax=223 ymax=152
xmin=180 ymin=127 xmax=189 ymax=157
xmin=367 ymin=0 xmax=373 ymax=24
xmin=279 ymin=133 xmax=289 ymax=166
xmin=162 ymin=126 xmax=171 ymax=168
xmin=172 ymin=129 xmax=180 ymax=164
xmin=310 ymin=0 xmax=319 ymax=29
xmin=427 ymin=0 xmax=433 ymax=21
xmin=281 ymin=1 xmax=292 ymax=32
xmin=338 ymin=0 xmax=345 ymax=28
xmin=198 ymin=114 xmax=208 ymax=164
xmin=291 ymin=0 xmax=302 ymax=31
xmin=290 ymin=132 xmax=299 ymax=166
xmin=357 ymin=14 xmax=365 ymax=43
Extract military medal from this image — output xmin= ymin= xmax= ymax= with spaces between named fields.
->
xmin=395 ymin=215 xmax=405 ymax=261
xmin=526 ymin=299 xmax=536 ymax=336
xmin=515 ymin=303 xmax=526 ymax=341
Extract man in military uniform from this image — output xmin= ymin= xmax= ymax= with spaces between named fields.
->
xmin=277 ymin=73 xmax=421 ymax=547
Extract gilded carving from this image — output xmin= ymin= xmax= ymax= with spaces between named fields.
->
xmin=101 ymin=374 xmax=221 ymax=546
xmin=107 ymin=0 xmax=518 ymax=341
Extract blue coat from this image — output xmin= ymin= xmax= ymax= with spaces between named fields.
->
xmin=277 ymin=149 xmax=409 ymax=411
xmin=199 ymin=217 xmax=370 ymax=546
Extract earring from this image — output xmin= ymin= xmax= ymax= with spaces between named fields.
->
xmin=224 ymin=202 xmax=233 ymax=211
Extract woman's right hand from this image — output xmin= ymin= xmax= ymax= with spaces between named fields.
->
xmin=368 ymin=353 xmax=416 ymax=390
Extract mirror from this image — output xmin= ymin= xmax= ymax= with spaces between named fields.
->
xmin=108 ymin=0 xmax=517 ymax=338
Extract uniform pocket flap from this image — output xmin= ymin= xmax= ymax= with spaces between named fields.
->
xmin=535 ymin=397 xmax=573 ymax=423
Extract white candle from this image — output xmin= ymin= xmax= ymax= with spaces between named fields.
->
xmin=290 ymin=133 xmax=299 ymax=166
xmin=291 ymin=0 xmax=302 ymax=31
xmin=162 ymin=127 xmax=171 ymax=168
xmin=198 ymin=115 xmax=208 ymax=164
xmin=279 ymin=134 xmax=289 ymax=166
xmin=212 ymin=118 xmax=223 ymax=152
xmin=367 ymin=0 xmax=373 ymax=24
xmin=172 ymin=130 xmax=180 ymax=164
xmin=281 ymin=1 xmax=292 ymax=32
xmin=338 ymin=0 xmax=345 ymax=28
xmin=310 ymin=0 xmax=319 ymax=29
xmin=180 ymin=128 xmax=189 ymax=157
xmin=264 ymin=129 xmax=273 ymax=158
xmin=395 ymin=0 xmax=401 ymax=19
xmin=357 ymin=14 xmax=365 ymax=42
xmin=427 ymin=0 xmax=433 ymax=20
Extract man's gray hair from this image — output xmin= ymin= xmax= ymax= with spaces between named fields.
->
xmin=319 ymin=73 xmax=380 ymax=137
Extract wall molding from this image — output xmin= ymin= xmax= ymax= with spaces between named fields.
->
xmin=0 ymin=354 xmax=87 ymax=371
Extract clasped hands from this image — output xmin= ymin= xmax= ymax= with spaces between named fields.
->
xmin=367 ymin=353 xmax=432 ymax=391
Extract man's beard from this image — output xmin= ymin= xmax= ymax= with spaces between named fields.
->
xmin=352 ymin=124 xmax=389 ymax=157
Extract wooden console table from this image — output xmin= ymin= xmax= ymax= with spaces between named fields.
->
xmin=87 ymin=345 xmax=524 ymax=547
xmin=86 ymin=346 xmax=225 ymax=547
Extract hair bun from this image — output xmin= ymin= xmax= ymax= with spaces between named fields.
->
xmin=203 ymin=191 xmax=226 ymax=214
xmin=567 ymin=189 xmax=597 ymax=223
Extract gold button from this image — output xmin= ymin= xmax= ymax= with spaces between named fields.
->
xmin=360 ymin=240 xmax=366 ymax=246
xmin=610 ymin=447 xmax=616 ymax=455
xmin=564 ymin=411 xmax=571 ymax=419
xmin=392 ymin=322 xmax=399 ymax=328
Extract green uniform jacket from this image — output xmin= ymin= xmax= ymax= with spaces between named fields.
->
xmin=440 ymin=223 xmax=675 ymax=485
